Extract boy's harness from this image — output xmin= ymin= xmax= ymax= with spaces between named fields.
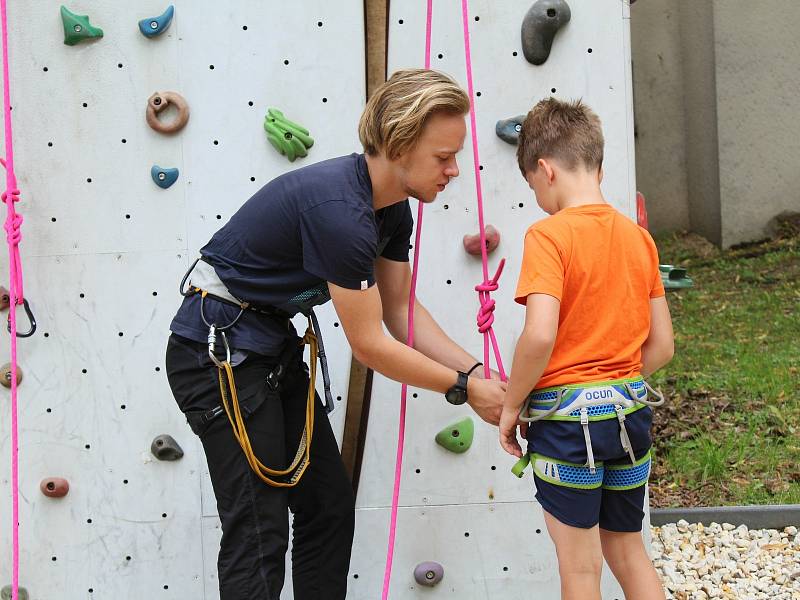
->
xmin=179 ymin=257 xmax=334 ymax=487
xmin=513 ymin=376 xmax=665 ymax=481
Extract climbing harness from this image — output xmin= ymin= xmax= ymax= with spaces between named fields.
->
xmin=382 ymin=1 xmax=506 ymax=597
xmin=511 ymin=377 xmax=664 ymax=483
xmin=179 ymin=257 xmax=334 ymax=487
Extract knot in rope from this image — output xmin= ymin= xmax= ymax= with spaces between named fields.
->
xmin=1 ymin=186 xmax=19 ymax=202
xmin=474 ymin=259 xmax=505 ymax=334
xmin=4 ymin=209 xmax=21 ymax=246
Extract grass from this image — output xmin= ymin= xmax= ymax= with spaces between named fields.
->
xmin=647 ymin=224 xmax=800 ymax=508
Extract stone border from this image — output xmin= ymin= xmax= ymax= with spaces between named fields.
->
xmin=651 ymin=505 xmax=800 ymax=529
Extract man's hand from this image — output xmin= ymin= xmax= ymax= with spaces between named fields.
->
xmin=499 ymin=406 xmax=526 ymax=458
xmin=466 ymin=378 xmax=506 ymax=425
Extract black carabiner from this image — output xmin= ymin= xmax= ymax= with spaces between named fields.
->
xmin=7 ymin=297 xmax=36 ymax=338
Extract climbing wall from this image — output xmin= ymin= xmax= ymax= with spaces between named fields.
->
xmin=0 ymin=2 xmax=364 ymax=598
xmin=349 ymin=1 xmax=637 ymax=598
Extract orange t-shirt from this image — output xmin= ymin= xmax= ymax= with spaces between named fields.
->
xmin=514 ymin=203 xmax=665 ymax=389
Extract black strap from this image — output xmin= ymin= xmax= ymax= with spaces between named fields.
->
xmin=466 ymin=362 xmax=483 ymax=377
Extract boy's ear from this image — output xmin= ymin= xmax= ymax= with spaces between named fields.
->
xmin=539 ymin=158 xmax=555 ymax=185
xmin=598 ymin=167 xmax=604 ymax=184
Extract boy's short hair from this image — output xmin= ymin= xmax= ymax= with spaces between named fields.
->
xmin=359 ymin=68 xmax=469 ymax=160
xmin=516 ymin=98 xmax=604 ymax=176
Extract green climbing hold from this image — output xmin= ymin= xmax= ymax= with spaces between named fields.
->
xmin=263 ymin=108 xmax=314 ymax=162
xmin=660 ymin=264 xmax=693 ymax=290
xmin=61 ymin=5 xmax=104 ymax=46
xmin=435 ymin=417 xmax=474 ymax=454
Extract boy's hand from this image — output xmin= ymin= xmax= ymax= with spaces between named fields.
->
xmin=499 ymin=406 xmax=526 ymax=457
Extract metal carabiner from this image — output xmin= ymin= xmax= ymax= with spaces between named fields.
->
xmin=7 ymin=297 xmax=36 ymax=338
xmin=207 ymin=325 xmax=231 ymax=369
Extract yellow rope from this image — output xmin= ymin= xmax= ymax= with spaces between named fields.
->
xmin=216 ymin=318 xmax=318 ymax=487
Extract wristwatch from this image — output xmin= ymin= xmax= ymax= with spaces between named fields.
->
xmin=445 ymin=362 xmax=483 ymax=405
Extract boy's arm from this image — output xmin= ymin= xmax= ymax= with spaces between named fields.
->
xmin=499 ymin=293 xmax=560 ymax=457
xmin=641 ymin=296 xmax=674 ymax=377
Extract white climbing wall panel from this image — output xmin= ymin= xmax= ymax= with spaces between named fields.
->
xmin=349 ymin=1 xmax=636 ymax=598
xmin=0 ymin=1 xmax=364 ymax=598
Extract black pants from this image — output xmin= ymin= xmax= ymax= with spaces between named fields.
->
xmin=165 ymin=334 xmax=355 ymax=600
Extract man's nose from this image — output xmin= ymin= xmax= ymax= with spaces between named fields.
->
xmin=445 ymin=158 xmax=460 ymax=179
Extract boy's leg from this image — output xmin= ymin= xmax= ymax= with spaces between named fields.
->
xmin=599 ymin=448 xmax=665 ymax=600
xmin=285 ymin=364 xmax=356 ymax=600
xmin=543 ymin=510 xmax=604 ymax=600
xmin=599 ymin=528 xmax=666 ymax=600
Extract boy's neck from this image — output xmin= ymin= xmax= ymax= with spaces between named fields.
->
xmin=555 ymin=169 xmax=606 ymax=212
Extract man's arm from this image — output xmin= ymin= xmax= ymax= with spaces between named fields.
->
xmin=329 ymin=280 xmax=505 ymax=424
xmin=375 ymin=257 xmax=486 ymax=375
xmin=499 ymin=293 xmax=560 ymax=457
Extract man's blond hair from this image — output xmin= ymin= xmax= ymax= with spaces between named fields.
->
xmin=517 ymin=98 xmax=604 ymax=175
xmin=359 ymin=69 xmax=469 ymax=160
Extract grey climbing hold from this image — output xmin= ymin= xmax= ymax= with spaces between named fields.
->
xmin=151 ymin=434 xmax=184 ymax=461
xmin=413 ymin=561 xmax=444 ymax=587
xmin=150 ymin=165 xmax=179 ymax=189
xmin=496 ymin=115 xmax=526 ymax=145
xmin=1 ymin=585 xmax=29 ymax=600
xmin=138 ymin=5 xmax=174 ymax=38
xmin=521 ymin=0 xmax=571 ymax=66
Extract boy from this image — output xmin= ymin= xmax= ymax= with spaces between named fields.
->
xmin=499 ymin=98 xmax=674 ymax=600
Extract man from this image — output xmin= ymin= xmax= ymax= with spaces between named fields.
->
xmin=165 ymin=68 xmax=506 ymax=600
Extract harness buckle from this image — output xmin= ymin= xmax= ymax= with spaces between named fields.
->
xmin=266 ymin=369 xmax=280 ymax=391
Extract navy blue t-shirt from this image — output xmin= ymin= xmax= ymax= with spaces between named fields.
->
xmin=170 ymin=153 xmax=413 ymax=355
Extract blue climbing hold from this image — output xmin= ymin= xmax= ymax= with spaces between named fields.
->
xmin=151 ymin=165 xmax=179 ymax=189
xmin=139 ymin=5 xmax=174 ymax=38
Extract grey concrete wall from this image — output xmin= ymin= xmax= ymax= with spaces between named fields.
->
xmin=713 ymin=1 xmax=800 ymax=247
xmin=630 ymin=0 xmax=690 ymax=234
xmin=630 ymin=1 xmax=800 ymax=247
xmin=679 ymin=0 xmax=722 ymax=246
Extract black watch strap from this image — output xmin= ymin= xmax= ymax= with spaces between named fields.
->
xmin=466 ymin=362 xmax=483 ymax=377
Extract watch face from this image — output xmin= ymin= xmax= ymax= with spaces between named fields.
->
xmin=446 ymin=388 xmax=466 ymax=405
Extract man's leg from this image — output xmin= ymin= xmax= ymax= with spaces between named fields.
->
xmin=282 ymin=364 xmax=356 ymax=600
xmin=166 ymin=335 xmax=291 ymax=600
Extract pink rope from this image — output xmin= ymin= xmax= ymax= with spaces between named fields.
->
xmin=382 ymin=2 xmax=506 ymax=596
xmin=381 ymin=4 xmax=433 ymax=598
xmin=460 ymin=0 xmax=506 ymax=382
xmin=0 ymin=0 xmax=24 ymax=598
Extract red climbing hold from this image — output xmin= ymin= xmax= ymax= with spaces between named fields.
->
xmin=636 ymin=191 xmax=649 ymax=230
xmin=40 ymin=477 xmax=69 ymax=498
xmin=0 ymin=286 xmax=8 ymax=310
xmin=462 ymin=225 xmax=500 ymax=256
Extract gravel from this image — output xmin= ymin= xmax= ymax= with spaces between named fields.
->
xmin=650 ymin=521 xmax=800 ymax=599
